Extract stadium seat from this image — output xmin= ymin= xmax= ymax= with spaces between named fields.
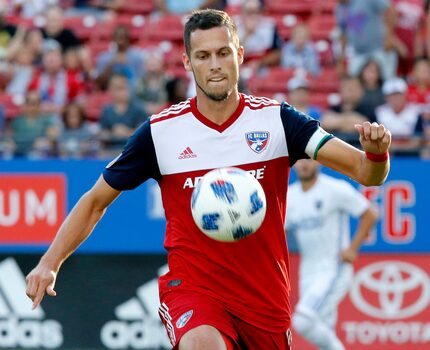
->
xmin=83 ymin=92 xmax=112 ymax=121
xmin=118 ymin=0 xmax=155 ymax=15
xmin=0 ymin=94 xmax=22 ymax=119
xmin=266 ymin=0 xmax=317 ymax=18
xmin=164 ymin=44 xmax=185 ymax=69
xmin=315 ymin=40 xmax=335 ymax=67
xmin=146 ymin=15 xmax=185 ymax=45
xmin=309 ymin=93 xmax=331 ymax=109
xmin=312 ymin=0 xmax=337 ymax=15
xmin=248 ymin=67 xmax=296 ymax=95
xmin=64 ymin=16 xmax=98 ymax=42
xmin=308 ymin=15 xmax=337 ymax=41
xmin=273 ymin=14 xmax=303 ymax=41
xmin=114 ymin=14 xmax=148 ymax=42
xmin=309 ymin=68 xmax=340 ymax=93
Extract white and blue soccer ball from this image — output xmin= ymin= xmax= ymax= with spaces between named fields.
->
xmin=191 ymin=167 xmax=267 ymax=242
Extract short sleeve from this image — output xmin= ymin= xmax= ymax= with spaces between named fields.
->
xmin=336 ymin=181 xmax=370 ymax=217
xmin=280 ymin=102 xmax=333 ymax=166
xmin=103 ymin=119 xmax=161 ymax=190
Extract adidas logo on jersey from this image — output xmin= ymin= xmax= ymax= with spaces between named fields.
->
xmin=178 ymin=147 xmax=197 ymax=159
xmin=0 ymin=258 xmax=63 ymax=348
xmin=100 ymin=264 xmax=171 ymax=349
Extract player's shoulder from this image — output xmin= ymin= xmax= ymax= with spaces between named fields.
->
xmin=150 ymin=99 xmax=192 ymax=125
xmin=242 ymin=94 xmax=281 ymax=110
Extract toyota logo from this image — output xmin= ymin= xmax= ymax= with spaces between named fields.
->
xmin=350 ymin=261 xmax=430 ymax=319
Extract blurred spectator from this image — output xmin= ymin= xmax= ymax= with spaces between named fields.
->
xmin=287 ymin=76 xmax=321 ymax=120
xmin=155 ymin=0 xmax=226 ymax=14
xmin=3 ymin=27 xmax=43 ymax=68
xmin=0 ymin=9 xmax=16 ymax=59
xmin=6 ymin=47 xmax=35 ymax=95
xmin=41 ymin=5 xmax=82 ymax=52
xmin=235 ymin=0 xmax=281 ymax=74
xmin=377 ymin=77 xmax=423 ymax=154
xmin=64 ymin=47 xmax=92 ymax=89
xmin=336 ymin=0 xmax=397 ymax=79
xmin=11 ymin=0 xmax=59 ymax=18
xmin=406 ymin=58 xmax=430 ymax=105
xmin=358 ymin=59 xmax=385 ymax=112
xmin=136 ymin=50 xmax=169 ymax=115
xmin=0 ymin=106 xmax=10 ymax=157
xmin=89 ymin=0 xmax=125 ymax=12
xmin=99 ymin=73 xmax=147 ymax=151
xmin=376 ymin=77 xmax=423 ymax=137
xmin=420 ymin=105 xmax=430 ymax=157
xmin=27 ymin=39 xmax=85 ymax=117
xmin=25 ymin=28 xmax=45 ymax=64
xmin=57 ymin=102 xmax=97 ymax=158
xmin=165 ymin=76 xmax=188 ymax=107
xmin=321 ymin=76 xmax=376 ymax=138
xmin=391 ymin=0 xmax=426 ymax=76
xmin=95 ymin=25 xmax=144 ymax=90
xmin=8 ymin=91 xmax=58 ymax=157
xmin=281 ymin=24 xmax=321 ymax=76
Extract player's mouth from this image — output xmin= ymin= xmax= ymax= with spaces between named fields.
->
xmin=208 ymin=76 xmax=227 ymax=83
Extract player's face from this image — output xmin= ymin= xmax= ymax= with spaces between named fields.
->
xmin=183 ymin=26 xmax=244 ymax=102
xmin=294 ymin=159 xmax=319 ymax=182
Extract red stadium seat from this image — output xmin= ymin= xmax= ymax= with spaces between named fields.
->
xmin=0 ymin=94 xmax=22 ymax=119
xmin=309 ymin=68 xmax=340 ymax=93
xmin=118 ymin=0 xmax=155 ymax=15
xmin=164 ymin=44 xmax=185 ymax=69
xmin=114 ymin=14 xmax=148 ymax=42
xmin=315 ymin=40 xmax=335 ymax=67
xmin=248 ymin=67 xmax=296 ymax=95
xmin=83 ymin=92 xmax=112 ymax=121
xmin=273 ymin=15 xmax=303 ymax=41
xmin=266 ymin=0 xmax=317 ymax=18
xmin=309 ymin=92 xmax=340 ymax=109
xmin=63 ymin=16 xmax=98 ymax=42
xmin=308 ymin=15 xmax=337 ymax=41
xmin=146 ymin=15 xmax=185 ymax=45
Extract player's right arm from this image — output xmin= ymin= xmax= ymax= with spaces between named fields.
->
xmin=25 ymin=176 xmax=121 ymax=309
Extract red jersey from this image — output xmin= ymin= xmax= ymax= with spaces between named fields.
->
xmin=393 ymin=0 xmax=425 ymax=56
xmin=103 ymin=94 xmax=332 ymax=332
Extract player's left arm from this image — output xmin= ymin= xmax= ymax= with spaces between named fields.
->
xmin=316 ymin=122 xmax=391 ymax=186
xmin=341 ymin=204 xmax=378 ymax=263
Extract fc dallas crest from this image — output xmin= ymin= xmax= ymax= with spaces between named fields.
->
xmin=245 ymin=131 xmax=270 ymax=153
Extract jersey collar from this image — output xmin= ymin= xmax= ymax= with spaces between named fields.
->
xmin=190 ymin=93 xmax=245 ymax=133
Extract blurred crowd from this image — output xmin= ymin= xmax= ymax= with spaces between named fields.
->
xmin=0 ymin=0 xmax=429 ymax=159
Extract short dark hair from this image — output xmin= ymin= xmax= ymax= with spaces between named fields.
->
xmin=184 ymin=9 xmax=239 ymax=56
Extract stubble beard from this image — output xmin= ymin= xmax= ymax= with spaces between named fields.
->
xmin=193 ymin=70 xmax=236 ymax=102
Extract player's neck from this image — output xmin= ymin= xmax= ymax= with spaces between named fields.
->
xmin=300 ymin=177 xmax=317 ymax=192
xmin=195 ymin=90 xmax=241 ymax=125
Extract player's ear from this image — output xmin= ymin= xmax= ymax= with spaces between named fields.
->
xmin=183 ymin=52 xmax=192 ymax=71
xmin=237 ymin=46 xmax=244 ymax=65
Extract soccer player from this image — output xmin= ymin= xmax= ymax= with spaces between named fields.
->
xmin=286 ymin=159 xmax=378 ymax=350
xmin=25 ymin=9 xmax=391 ymax=350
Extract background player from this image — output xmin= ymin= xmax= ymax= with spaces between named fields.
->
xmin=25 ymin=9 xmax=391 ymax=350
xmin=286 ymin=159 xmax=378 ymax=350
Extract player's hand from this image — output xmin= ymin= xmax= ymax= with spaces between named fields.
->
xmin=340 ymin=247 xmax=358 ymax=264
xmin=25 ymin=264 xmax=58 ymax=309
xmin=354 ymin=122 xmax=391 ymax=155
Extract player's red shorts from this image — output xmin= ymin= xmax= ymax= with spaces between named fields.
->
xmin=158 ymin=284 xmax=292 ymax=350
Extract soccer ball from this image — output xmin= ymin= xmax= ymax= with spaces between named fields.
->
xmin=191 ymin=167 xmax=267 ymax=242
